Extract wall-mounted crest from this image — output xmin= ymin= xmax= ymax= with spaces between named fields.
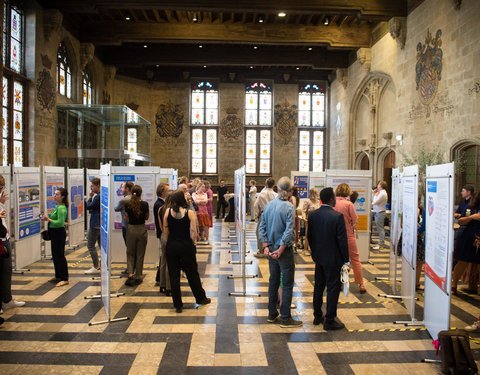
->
xmin=415 ymin=29 xmax=443 ymax=116
xmin=220 ymin=107 xmax=242 ymax=139
xmin=274 ymin=100 xmax=297 ymax=145
xmin=155 ymin=101 xmax=184 ymax=138
xmin=36 ymin=69 xmax=56 ymax=111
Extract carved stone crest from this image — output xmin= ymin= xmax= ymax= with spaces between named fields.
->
xmin=155 ymin=101 xmax=184 ymax=138
xmin=36 ymin=69 xmax=56 ymax=111
xmin=220 ymin=107 xmax=242 ymax=139
xmin=274 ymin=100 xmax=297 ymax=145
xmin=416 ymin=29 xmax=443 ymax=116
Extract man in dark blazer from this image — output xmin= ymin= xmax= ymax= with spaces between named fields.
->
xmin=307 ymin=187 xmax=350 ymax=330
xmin=153 ymin=183 xmax=169 ymax=293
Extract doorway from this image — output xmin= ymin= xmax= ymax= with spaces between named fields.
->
xmin=382 ymin=150 xmax=395 ymax=205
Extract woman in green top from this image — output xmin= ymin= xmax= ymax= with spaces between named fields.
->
xmin=41 ymin=188 xmax=69 ymax=287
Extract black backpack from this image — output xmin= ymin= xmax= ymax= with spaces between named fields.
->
xmin=439 ymin=330 xmax=478 ymax=375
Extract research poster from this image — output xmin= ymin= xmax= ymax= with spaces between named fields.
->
xmin=69 ymin=173 xmax=84 ymax=223
xmin=16 ymin=173 xmax=41 ymax=240
xmin=424 ymin=178 xmax=450 ymax=292
xmin=100 ymin=170 xmax=110 ymax=319
xmin=402 ymin=175 xmax=417 ymax=268
xmin=113 ymin=174 xmax=156 ymax=230
xmin=293 ymin=175 xmax=309 ymax=199
xmin=45 ymin=173 xmax=64 ymax=215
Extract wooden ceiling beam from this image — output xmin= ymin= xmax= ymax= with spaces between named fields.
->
xmin=81 ymin=21 xmax=372 ymax=47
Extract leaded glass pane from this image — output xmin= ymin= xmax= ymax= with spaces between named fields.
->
xmin=2 ymin=139 xmax=8 ymax=166
xmin=299 ymin=145 xmax=309 ymax=160
xmin=260 ymin=160 xmax=270 ymax=174
xmin=246 ymin=130 xmax=256 ymax=143
xmin=260 ymin=144 xmax=270 ymax=159
xmin=206 ymin=159 xmax=216 ymax=174
xmin=2 ymin=108 xmax=8 ymax=138
xmin=192 ymin=159 xmax=202 ymax=173
xmin=313 ymin=131 xmax=323 ymax=146
xmin=192 ymin=143 xmax=202 ymax=158
xmin=246 ymin=144 xmax=256 ymax=159
xmin=299 ymin=131 xmax=310 ymax=145
xmin=312 ymin=93 xmax=325 ymax=111
xmin=13 ymin=140 xmax=22 ymax=166
xmin=192 ymin=129 xmax=202 ymax=143
xmin=259 ymin=110 xmax=271 ymax=126
xmin=128 ymin=142 xmax=137 ymax=153
xmin=312 ymin=110 xmax=324 ymax=126
xmin=313 ymin=160 xmax=323 ymax=172
xmin=66 ymin=68 xmax=71 ymax=99
xmin=206 ymin=109 xmax=218 ymax=125
xmin=246 ymin=160 xmax=255 ymax=174
xmin=299 ymin=111 xmax=310 ymax=126
xmin=192 ymin=91 xmax=204 ymax=109
xmin=245 ymin=92 xmax=258 ymax=110
xmin=259 ymin=93 xmax=271 ymax=109
xmin=298 ymin=93 xmax=310 ymax=111
xmin=128 ymin=128 xmax=137 ymax=142
xmin=88 ymin=85 xmax=92 ymax=104
xmin=245 ymin=110 xmax=257 ymax=125
xmin=127 ymin=109 xmax=139 ymax=124
xmin=313 ymin=146 xmax=323 ymax=160
xmin=192 ymin=108 xmax=204 ymax=125
xmin=2 ymin=77 xmax=8 ymax=106
xmin=206 ymin=91 xmax=218 ymax=108
xmin=206 ymin=144 xmax=216 ymax=158
xmin=13 ymin=111 xmax=22 ymax=140
xmin=59 ymin=64 xmax=65 ymax=95
xmin=260 ymin=130 xmax=270 ymax=144
xmin=206 ymin=129 xmax=216 ymax=143
xmin=10 ymin=8 xmax=21 ymax=40
xmin=10 ymin=37 xmax=20 ymax=72
xmin=2 ymin=31 xmax=6 ymax=66
xmin=299 ymin=160 xmax=309 ymax=172
xmin=128 ymin=159 xmax=135 ymax=167
xmin=13 ymin=81 xmax=23 ymax=111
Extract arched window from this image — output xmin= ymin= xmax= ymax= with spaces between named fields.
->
xmin=298 ymin=83 xmax=326 ymax=172
xmin=3 ymin=1 xmax=26 ymax=166
xmin=455 ymin=144 xmax=480 ymax=201
xmin=82 ymin=70 xmax=93 ymax=105
xmin=245 ymin=81 xmax=272 ymax=175
xmin=57 ymin=42 xmax=72 ymax=98
xmin=191 ymin=80 xmax=218 ymax=175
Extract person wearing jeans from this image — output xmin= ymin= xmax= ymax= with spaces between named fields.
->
xmin=85 ymin=178 xmax=101 ymax=275
xmin=372 ymin=181 xmax=388 ymax=249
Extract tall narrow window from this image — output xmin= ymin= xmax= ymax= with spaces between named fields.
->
xmin=57 ymin=43 xmax=72 ymax=98
xmin=190 ymin=81 xmax=218 ymax=175
xmin=126 ymin=108 xmax=138 ymax=166
xmin=83 ymin=70 xmax=93 ymax=105
xmin=245 ymin=82 xmax=272 ymax=175
xmin=3 ymin=1 xmax=26 ymax=166
xmin=298 ymin=83 xmax=326 ymax=172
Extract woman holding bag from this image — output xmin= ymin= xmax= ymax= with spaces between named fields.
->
xmin=41 ymin=188 xmax=69 ymax=287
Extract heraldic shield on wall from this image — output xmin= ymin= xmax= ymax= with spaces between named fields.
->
xmin=155 ymin=101 xmax=184 ymax=138
xmin=220 ymin=107 xmax=242 ymax=139
xmin=274 ymin=100 xmax=298 ymax=145
xmin=415 ymin=29 xmax=443 ymax=116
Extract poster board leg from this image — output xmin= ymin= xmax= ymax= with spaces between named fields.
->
xmin=394 ymin=319 xmax=424 ymax=326
xmin=88 ymin=316 xmax=129 ymax=326
xmin=229 ymin=292 xmax=261 ymax=297
xmin=228 ymin=275 xmax=257 ymax=279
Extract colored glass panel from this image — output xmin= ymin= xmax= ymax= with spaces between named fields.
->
xmin=13 ymin=140 xmax=22 ymax=166
xmin=13 ymin=81 xmax=22 ymax=111
xmin=259 ymin=110 xmax=271 ymax=126
xmin=299 ymin=130 xmax=310 ymax=145
xmin=312 ymin=110 xmax=324 ymax=126
xmin=246 ymin=144 xmax=256 ymax=159
xmin=260 ymin=144 xmax=270 ymax=159
xmin=245 ymin=110 xmax=257 ymax=125
xmin=206 ymin=159 xmax=216 ymax=174
xmin=128 ymin=143 xmax=137 ymax=153
xmin=2 ymin=139 xmax=8 ymax=166
xmin=10 ymin=37 xmax=20 ymax=72
xmin=66 ymin=67 xmax=71 ymax=99
xmin=312 ymin=93 xmax=325 ymax=111
xmin=313 ymin=131 xmax=323 ymax=145
xmin=245 ymin=92 xmax=257 ymax=110
xmin=298 ymin=93 xmax=311 ymax=111
xmin=299 ymin=160 xmax=309 ymax=172
xmin=260 ymin=130 xmax=270 ymax=144
xmin=128 ymin=128 xmax=137 ymax=142
xmin=299 ymin=145 xmax=309 ymax=159
xmin=2 ymin=77 xmax=8 ymax=105
xmin=13 ymin=111 xmax=22 ymax=140
xmin=206 ymin=109 xmax=218 ymax=125
xmin=192 ymin=91 xmax=204 ymax=109
xmin=192 ymin=143 xmax=203 ymax=158
xmin=299 ymin=110 xmax=310 ymax=126
xmin=2 ymin=107 xmax=8 ymax=138
xmin=127 ymin=109 xmax=139 ymax=124
xmin=313 ymin=160 xmax=323 ymax=171
xmin=11 ymin=8 xmax=21 ymax=40
xmin=59 ymin=64 xmax=65 ymax=96
xmin=259 ymin=93 xmax=271 ymax=109
xmin=246 ymin=160 xmax=255 ymax=174
xmin=206 ymin=144 xmax=216 ymax=158
xmin=205 ymin=91 xmax=218 ymax=108
xmin=246 ymin=130 xmax=256 ymax=143
xmin=260 ymin=160 xmax=270 ymax=174
xmin=192 ymin=129 xmax=202 ymax=143
xmin=192 ymin=108 xmax=203 ymax=125
xmin=192 ymin=159 xmax=202 ymax=173
xmin=206 ymin=129 xmax=216 ymax=143
xmin=313 ymin=146 xmax=323 ymax=160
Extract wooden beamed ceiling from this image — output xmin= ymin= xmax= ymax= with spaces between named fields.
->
xmin=39 ymin=0 xmax=408 ymax=82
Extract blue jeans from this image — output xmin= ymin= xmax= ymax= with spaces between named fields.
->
xmin=268 ymin=246 xmax=295 ymax=321
xmin=87 ymin=227 xmax=100 ymax=268
xmin=375 ymin=211 xmax=386 ymax=246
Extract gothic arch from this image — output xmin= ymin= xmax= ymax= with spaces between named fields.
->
xmin=354 ymin=151 xmax=370 ymax=170
xmin=59 ymin=37 xmax=78 ymax=76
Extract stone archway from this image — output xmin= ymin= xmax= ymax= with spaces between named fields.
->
xmin=355 ymin=151 xmax=370 ymax=170
xmin=451 ymin=140 xmax=480 ymax=203
xmin=377 ymin=148 xmax=396 ymax=204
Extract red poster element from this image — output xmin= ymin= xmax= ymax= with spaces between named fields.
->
xmin=425 ymin=262 xmax=446 ymax=293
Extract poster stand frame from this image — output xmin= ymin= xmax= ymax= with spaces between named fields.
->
xmin=228 ymin=166 xmax=260 ymax=297
xmin=66 ymin=167 xmax=86 ymax=250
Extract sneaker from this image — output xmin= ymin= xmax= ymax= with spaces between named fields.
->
xmin=280 ymin=317 xmax=303 ymax=328
xmin=2 ymin=299 xmax=26 ymax=309
xmin=84 ymin=267 xmax=100 ymax=275
xmin=324 ymin=318 xmax=345 ymax=330
xmin=465 ymin=321 xmax=480 ymax=332
xmin=372 ymin=245 xmax=380 ymax=250
xmin=125 ymin=277 xmax=135 ymax=286
xmin=175 ymin=307 xmax=183 ymax=313
xmin=253 ymin=251 xmax=265 ymax=258
xmin=267 ymin=313 xmax=279 ymax=323
xmin=55 ymin=280 xmax=69 ymax=287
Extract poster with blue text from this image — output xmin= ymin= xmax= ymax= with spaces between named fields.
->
xmin=16 ymin=173 xmax=41 ymax=240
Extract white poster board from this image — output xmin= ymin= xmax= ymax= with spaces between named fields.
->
xmin=326 ymin=169 xmax=373 ymax=262
xmin=0 ymin=166 xmax=12 ymax=241
xmin=67 ymin=168 xmax=85 ymax=246
xmin=43 ymin=166 xmax=65 ymax=257
xmin=424 ymin=162 xmax=454 ymax=339
xmin=13 ymin=167 xmax=41 ymax=269
xmin=401 ymin=165 xmax=419 ymax=319
xmin=100 ymin=164 xmax=112 ymax=320
xmin=388 ymin=168 xmax=401 ymax=294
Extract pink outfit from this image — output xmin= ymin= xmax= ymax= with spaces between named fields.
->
xmin=334 ymin=197 xmax=364 ymax=285
xmin=206 ymin=188 xmax=213 ymax=227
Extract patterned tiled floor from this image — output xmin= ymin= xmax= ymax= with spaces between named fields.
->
xmin=1 ymin=220 xmax=480 ymax=374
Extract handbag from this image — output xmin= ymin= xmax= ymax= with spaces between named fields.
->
xmin=438 ymin=329 xmax=478 ymax=375
xmin=0 ymin=240 xmax=8 ymax=258
xmin=41 ymin=230 xmax=51 ymax=241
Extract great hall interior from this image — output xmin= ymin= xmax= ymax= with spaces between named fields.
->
xmin=0 ymin=0 xmax=480 ymax=374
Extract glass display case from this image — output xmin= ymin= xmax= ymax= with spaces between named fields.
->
xmin=56 ymin=105 xmax=152 ymax=168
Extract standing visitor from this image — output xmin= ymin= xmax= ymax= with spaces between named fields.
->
xmin=254 ymin=178 xmax=277 ymax=258
xmin=115 ymin=181 xmax=133 ymax=274
xmin=302 ymin=188 xmax=320 ymax=255
xmin=249 ymin=180 xmax=257 ymax=222
xmin=192 ymin=183 xmax=211 ymax=244
xmin=216 ymin=180 xmax=228 ymax=219
xmin=204 ymin=180 xmax=214 ymax=229
xmin=289 ymin=186 xmax=300 ymax=251
xmin=308 ymin=187 xmax=349 ymax=330
xmin=124 ymin=185 xmax=149 ymax=286
xmin=153 ymin=183 xmax=169 ymax=291
xmin=372 ymin=181 xmax=388 ymax=250
xmin=84 ymin=178 xmax=101 ymax=275
xmin=455 ymin=186 xmax=474 ymax=218
xmin=41 ymin=188 xmax=69 ymax=287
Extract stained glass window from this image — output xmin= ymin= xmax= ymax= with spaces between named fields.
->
xmin=3 ymin=2 xmax=26 ymax=166
xmin=83 ymin=70 xmax=93 ymax=105
xmin=245 ymin=128 xmax=271 ymax=175
xmin=57 ymin=43 xmax=72 ymax=99
xmin=190 ymin=81 xmax=218 ymax=174
xmin=297 ymin=84 xmax=326 ymax=171
xmin=245 ymin=82 xmax=272 ymax=126
xmin=127 ymin=128 xmax=137 ymax=166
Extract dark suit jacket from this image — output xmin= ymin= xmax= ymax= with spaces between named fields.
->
xmin=86 ymin=194 xmax=100 ymax=228
xmin=153 ymin=197 xmax=165 ymax=239
xmin=307 ymin=205 xmax=349 ymax=268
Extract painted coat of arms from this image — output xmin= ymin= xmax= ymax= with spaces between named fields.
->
xmin=155 ymin=101 xmax=184 ymax=138
xmin=415 ymin=29 xmax=443 ymax=111
xmin=274 ymin=101 xmax=297 ymax=145
xmin=220 ymin=107 xmax=242 ymax=139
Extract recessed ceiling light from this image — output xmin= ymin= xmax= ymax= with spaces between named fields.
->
xmin=203 ymin=65 xmax=207 ymax=68
xmin=156 ymin=64 xmax=159 ymax=67
xmin=278 ymin=12 xmax=286 ymax=17
xmin=199 ymin=45 xmax=203 ymax=48
xmin=253 ymin=46 xmax=258 ymax=49
xmin=193 ymin=12 xmax=198 ymax=22
xmin=308 ymin=47 xmax=313 ymax=51
xmin=125 ymin=16 xmax=130 ymax=21
xmin=258 ymin=18 xmax=264 ymax=23
xmin=250 ymin=66 xmax=254 ymax=69
xmin=143 ymin=45 xmax=147 ymax=48
xmin=296 ymin=67 xmax=300 ymax=70
xmin=323 ymin=16 xmax=330 ymax=26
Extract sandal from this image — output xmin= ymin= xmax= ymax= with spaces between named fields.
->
xmin=359 ymin=284 xmax=367 ymax=294
xmin=55 ymin=280 xmax=69 ymax=287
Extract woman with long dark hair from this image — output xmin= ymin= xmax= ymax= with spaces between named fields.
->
xmin=41 ymin=188 xmax=69 ymax=287
xmin=163 ymin=189 xmax=210 ymax=313
xmin=124 ymin=185 xmax=149 ymax=286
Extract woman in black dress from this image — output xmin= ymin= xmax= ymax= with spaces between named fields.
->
xmin=452 ymin=192 xmax=480 ymax=294
xmin=163 ymin=190 xmax=210 ymax=313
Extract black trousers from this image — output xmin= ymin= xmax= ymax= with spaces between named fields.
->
xmin=166 ymin=239 xmax=206 ymax=308
xmin=0 ymin=239 xmax=13 ymax=303
xmin=216 ymin=199 xmax=227 ymax=218
xmin=50 ymin=227 xmax=68 ymax=281
xmin=313 ymin=262 xmax=341 ymax=322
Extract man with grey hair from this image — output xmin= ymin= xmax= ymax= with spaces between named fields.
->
xmin=259 ymin=176 xmax=301 ymax=328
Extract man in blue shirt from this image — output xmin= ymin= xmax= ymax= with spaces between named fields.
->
xmin=259 ymin=176 xmax=301 ymax=328
xmin=85 ymin=178 xmax=101 ymax=275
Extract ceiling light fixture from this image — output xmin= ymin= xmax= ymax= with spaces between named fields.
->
xmin=253 ymin=46 xmax=258 ymax=49
xmin=258 ymin=14 xmax=264 ymax=23
xmin=156 ymin=64 xmax=159 ymax=67
xmin=203 ymin=65 xmax=207 ymax=68
xmin=125 ymin=16 xmax=130 ymax=21
xmin=296 ymin=67 xmax=300 ymax=70
xmin=250 ymin=66 xmax=254 ymax=69
xmin=308 ymin=47 xmax=313 ymax=51
xmin=143 ymin=44 xmax=148 ymax=48
xmin=199 ymin=45 xmax=203 ymax=48
xmin=278 ymin=12 xmax=286 ymax=17
xmin=193 ymin=12 xmax=198 ymax=22
xmin=323 ymin=16 xmax=330 ymax=25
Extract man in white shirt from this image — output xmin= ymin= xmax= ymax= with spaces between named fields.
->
xmin=254 ymin=178 xmax=277 ymax=258
xmin=372 ymin=181 xmax=388 ymax=250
